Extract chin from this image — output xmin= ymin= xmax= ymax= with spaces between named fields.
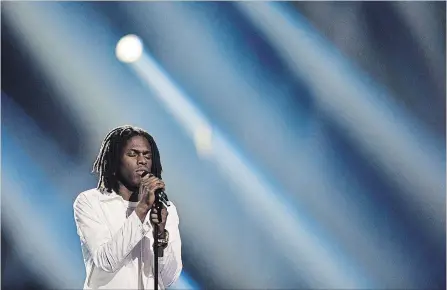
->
xmin=132 ymin=176 xmax=143 ymax=187
xmin=120 ymin=177 xmax=139 ymax=191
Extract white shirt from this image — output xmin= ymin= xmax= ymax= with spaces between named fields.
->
xmin=73 ymin=188 xmax=182 ymax=289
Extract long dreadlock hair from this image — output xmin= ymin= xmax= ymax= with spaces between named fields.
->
xmin=92 ymin=125 xmax=163 ymax=193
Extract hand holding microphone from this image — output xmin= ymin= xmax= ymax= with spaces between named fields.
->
xmin=138 ymin=171 xmax=165 ymax=208
xmin=136 ymin=172 xmax=168 ymax=231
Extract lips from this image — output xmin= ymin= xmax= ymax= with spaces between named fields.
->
xmin=135 ymin=169 xmax=149 ymax=176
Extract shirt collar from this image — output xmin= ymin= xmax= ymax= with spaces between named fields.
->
xmin=98 ymin=188 xmax=124 ymax=201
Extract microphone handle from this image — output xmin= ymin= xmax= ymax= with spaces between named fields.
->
xmin=139 ymin=171 xmax=161 ymax=289
xmin=154 ymin=189 xmax=163 ymax=220
xmin=153 ymin=189 xmax=164 ymax=289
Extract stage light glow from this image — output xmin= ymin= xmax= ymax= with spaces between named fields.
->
xmin=116 ymin=34 xmax=143 ymax=63
xmin=194 ymin=123 xmax=214 ymax=157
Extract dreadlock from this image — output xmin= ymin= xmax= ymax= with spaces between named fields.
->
xmin=92 ymin=125 xmax=163 ymax=193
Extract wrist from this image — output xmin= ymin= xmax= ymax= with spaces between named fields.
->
xmin=135 ymin=203 xmax=150 ymax=222
xmin=156 ymin=229 xmax=169 ymax=248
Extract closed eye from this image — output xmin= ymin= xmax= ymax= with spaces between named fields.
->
xmin=127 ymin=150 xmax=152 ymax=158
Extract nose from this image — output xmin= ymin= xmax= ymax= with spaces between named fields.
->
xmin=137 ymin=154 xmax=147 ymax=165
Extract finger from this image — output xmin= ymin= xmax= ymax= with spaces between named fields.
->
xmin=149 ymin=183 xmax=165 ymax=193
xmin=141 ymin=176 xmax=158 ymax=187
xmin=161 ymin=214 xmax=168 ymax=223
xmin=141 ymin=177 xmax=158 ymax=186
xmin=142 ymin=174 xmax=157 ymax=181
xmin=144 ymin=177 xmax=160 ymax=186
xmin=148 ymin=182 xmax=159 ymax=190
xmin=143 ymin=185 xmax=152 ymax=196
xmin=138 ymin=186 xmax=148 ymax=200
xmin=153 ymin=182 xmax=165 ymax=191
xmin=140 ymin=181 xmax=150 ymax=191
xmin=142 ymin=188 xmax=155 ymax=205
xmin=141 ymin=173 xmax=151 ymax=180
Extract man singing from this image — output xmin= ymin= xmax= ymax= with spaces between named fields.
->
xmin=73 ymin=125 xmax=182 ymax=289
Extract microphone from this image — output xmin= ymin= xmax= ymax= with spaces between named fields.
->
xmin=141 ymin=171 xmax=166 ymax=288
xmin=141 ymin=171 xmax=149 ymax=178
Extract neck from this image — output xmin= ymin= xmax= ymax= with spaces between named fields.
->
xmin=116 ymin=182 xmax=139 ymax=202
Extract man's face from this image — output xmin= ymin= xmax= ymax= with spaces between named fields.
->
xmin=118 ymin=135 xmax=152 ymax=189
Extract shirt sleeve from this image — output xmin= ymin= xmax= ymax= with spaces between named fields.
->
xmin=73 ymin=193 xmax=152 ymax=273
xmin=158 ymin=203 xmax=183 ymax=287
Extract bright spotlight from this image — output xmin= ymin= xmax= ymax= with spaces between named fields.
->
xmin=194 ymin=124 xmax=214 ymax=157
xmin=115 ymin=34 xmax=143 ymax=63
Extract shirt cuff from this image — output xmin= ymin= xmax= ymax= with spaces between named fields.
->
xmin=142 ymin=213 xmax=153 ymax=234
xmin=130 ymin=210 xmax=152 ymax=235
